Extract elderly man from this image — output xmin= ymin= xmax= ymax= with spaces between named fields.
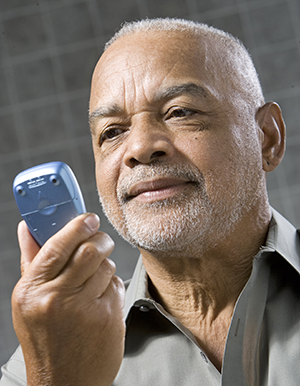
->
xmin=1 ymin=18 xmax=299 ymax=386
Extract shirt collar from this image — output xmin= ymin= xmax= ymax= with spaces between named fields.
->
xmin=124 ymin=207 xmax=300 ymax=319
xmin=124 ymin=256 xmax=150 ymax=318
xmin=266 ymin=207 xmax=300 ymax=274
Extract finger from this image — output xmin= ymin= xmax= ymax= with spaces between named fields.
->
xmin=58 ymin=232 xmax=115 ymax=287
xmin=72 ymin=257 xmax=117 ymax=300
xmin=18 ymin=221 xmax=40 ymax=275
xmin=100 ymin=275 xmax=126 ymax=315
xmin=26 ymin=213 xmax=101 ymax=282
xmin=110 ymin=276 xmax=126 ymax=310
xmin=89 ymin=275 xmax=126 ymax=322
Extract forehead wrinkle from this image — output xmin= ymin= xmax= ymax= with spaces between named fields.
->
xmin=89 ymin=81 xmax=215 ymax=134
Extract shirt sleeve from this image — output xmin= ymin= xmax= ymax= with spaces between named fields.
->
xmin=0 ymin=347 xmax=26 ymax=386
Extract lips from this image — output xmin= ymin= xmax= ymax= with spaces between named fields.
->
xmin=124 ymin=177 xmax=192 ymax=203
xmin=117 ymin=162 xmax=203 ymax=205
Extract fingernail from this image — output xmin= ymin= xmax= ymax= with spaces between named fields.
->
xmin=84 ymin=213 xmax=100 ymax=232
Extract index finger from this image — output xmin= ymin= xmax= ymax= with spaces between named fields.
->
xmin=23 ymin=213 xmax=101 ymax=282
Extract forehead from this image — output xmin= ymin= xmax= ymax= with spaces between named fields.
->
xmin=90 ymin=31 xmax=224 ymax=111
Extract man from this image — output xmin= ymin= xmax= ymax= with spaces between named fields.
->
xmin=1 ymin=18 xmax=299 ymax=386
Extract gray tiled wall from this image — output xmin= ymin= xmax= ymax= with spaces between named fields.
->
xmin=0 ymin=0 xmax=299 ymax=367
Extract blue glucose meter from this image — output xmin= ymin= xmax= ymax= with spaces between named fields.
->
xmin=13 ymin=161 xmax=86 ymax=246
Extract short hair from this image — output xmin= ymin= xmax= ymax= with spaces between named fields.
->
xmin=104 ymin=18 xmax=265 ymax=111
xmin=105 ymin=18 xmax=239 ymax=51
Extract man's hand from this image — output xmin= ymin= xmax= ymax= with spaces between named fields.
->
xmin=12 ymin=213 xmax=125 ymax=386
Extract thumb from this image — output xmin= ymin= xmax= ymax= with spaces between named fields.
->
xmin=17 ymin=221 xmax=40 ymax=275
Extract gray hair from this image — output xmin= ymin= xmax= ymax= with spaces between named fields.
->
xmin=104 ymin=18 xmax=265 ymax=110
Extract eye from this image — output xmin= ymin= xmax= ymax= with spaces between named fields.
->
xmin=99 ymin=127 xmax=125 ymax=146
xmin=166 ymin=107 xmax=196 ymax=119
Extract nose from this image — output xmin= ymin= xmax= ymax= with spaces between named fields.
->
xmin=123 ymin=116 xmax=175 ymax=167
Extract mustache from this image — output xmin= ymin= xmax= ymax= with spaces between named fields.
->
xmin=117 ymin=161 xmax=205 ymax=204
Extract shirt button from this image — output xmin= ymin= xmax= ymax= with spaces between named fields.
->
xmin=139 ymin=305 xmax=150 ymax=312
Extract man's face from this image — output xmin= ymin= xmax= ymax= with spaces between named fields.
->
xmin=89 ymin=31 xmax=264 ymax=255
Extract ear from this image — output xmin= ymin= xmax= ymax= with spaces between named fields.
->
xmin=256 ymin=102 xmax=286 ymax=172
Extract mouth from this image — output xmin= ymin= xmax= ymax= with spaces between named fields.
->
xmin=123 ymin=178 xmax=194 ymax=204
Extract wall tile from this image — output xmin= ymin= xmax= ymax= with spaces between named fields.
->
xmin=0 ymin=298 xmax=18 ymax=366
xmin=21 ymin=103 xmax=67 ymax=148
xmin=66 ymin=93 xmax=90 ymax=137
xmin=201 ymin=12 xmax=246 ymax=43
xmin=196 ymin=0 xmax=236 ymax=13
xmin=266 ymin=168 xmax=279 ymax=191
xmin=2 ymin=13 xmax=47 ymax=56
xmin=0 ymin=114 xmax=19 ymax=155
xmin=96 ymin=0 xmax=140 ymax=36
xmin=286 ymin=190 xmax=300 ymax=228
xmin=76 ymin=142 xmax=96 ymax=187
xmin=249 ymin=2 xmax=295 ymax=47
xmin=281 ymin=143 xmax=300 ymax=187
xmin=49 ymin=2 xmax=95 ymax=46
xmin=29 ymin=147 xmax=74 ymax=168
xmin=0 ymin=306 xmax=15 ymax=366
xmin=0 ymin=208 xmax=21 ymax=253
xmin=0 ymin=159 xmax=24 ymax=204
xmin=0 ymin=34 xmax=4 ymax=62
xmin=2 ymin=255 xmax=21 ymax=297
xmin=259 ymin=47 xmax=300 ymax=94
xmin=276 ymin=93 xmax=300 ymax=138
xmin=268 ymin=194 xmax=287 ymax=219
xmin=0 ymin=262 xmax=7 ymax=302
xmin=0 ymin=0 xmax=38 ymax=11
xmin=12 ymin=57 xmax=57 ymax=102
xmin=60 ymin=47 xmax=100 ymax=92
xmin=0 ymin=69 xmax=10 ymax=107
xmin=145 ymin=0 xmax=189 ymax=18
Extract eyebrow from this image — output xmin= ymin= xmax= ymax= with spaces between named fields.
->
xmin=154 ymin=82 xmax=210 ymax=102
xmin=89 ymin=104 xmax=123 ymax=134
xmin=89 ymin=82 xmax=211 ymax=133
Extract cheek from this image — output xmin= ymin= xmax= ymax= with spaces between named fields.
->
xmin=94 ymin=152 xmax=120 ymax=201
xmin=178 ymin=133 xmax=245 ymax=194
xmin=176 ymin=134 xmax=226 ymax=173
xmin=96 ymin=168 xmax=113 ymax=201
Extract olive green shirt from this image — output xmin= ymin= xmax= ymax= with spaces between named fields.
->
xmin=1 ymin=209 xmax=300 ymax=385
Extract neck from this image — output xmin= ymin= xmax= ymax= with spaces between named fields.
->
xmin=140 ymin=205 xmax=271 ymax=371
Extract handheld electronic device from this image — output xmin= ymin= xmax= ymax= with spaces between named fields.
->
xmin=13 ymin=161 xmax=86 ymax=246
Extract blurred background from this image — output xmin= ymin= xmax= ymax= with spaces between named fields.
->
xmin=0 ymin=0 xmax=299 ymax=367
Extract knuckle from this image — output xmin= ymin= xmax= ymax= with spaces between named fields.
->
xmin=27 ymin=292 xmax=59 ymax=317
xmin=39 ymin=292 xmax=64 ymax=316
xmin=75 ymin=233 xmax=115 ymax=265
xmin=111 ymin=275 xmax=125 ymax=297
xmin=101 ymin=258 xmax=116 ymax=276
xmin=77 ymin=242 xmax=99 ymax=262
xmin=40 ymin=241 xmax=65 ymax=265
xmin=101 ymin=278 xmax=126 ymax=329
xmin=112 ymin=275 xmax=125 ymax=288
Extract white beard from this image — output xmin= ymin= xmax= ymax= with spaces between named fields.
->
xmin=98 ymin=160 xmax=263 ymax=255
